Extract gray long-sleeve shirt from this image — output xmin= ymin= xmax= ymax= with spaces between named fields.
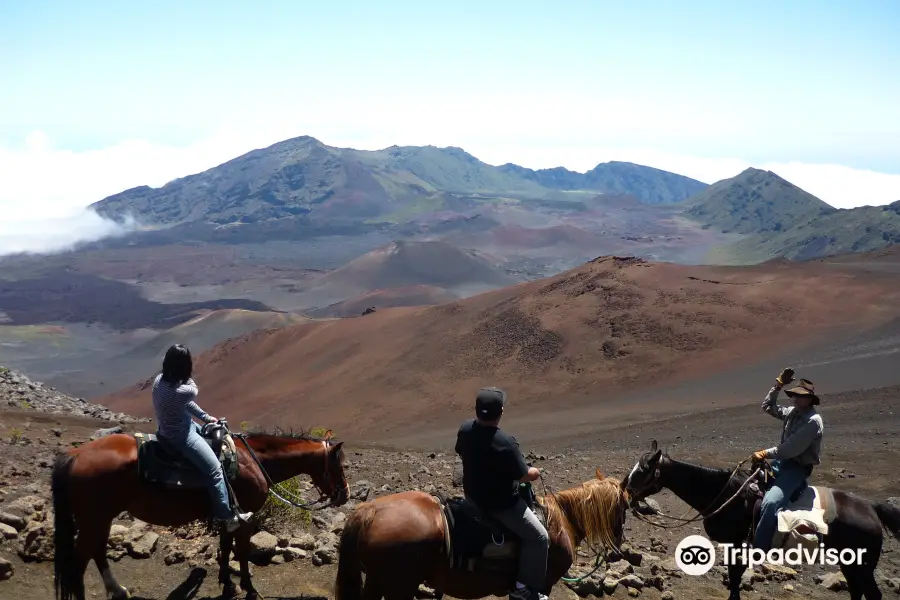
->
xmin=761 ymin=385 xmax=823 ymax=465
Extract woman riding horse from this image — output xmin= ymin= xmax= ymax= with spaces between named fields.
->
xmin=152 ymin=343 xmax=252 ymax=531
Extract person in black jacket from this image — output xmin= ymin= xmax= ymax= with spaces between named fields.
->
xmin=455 ymin=387 xmax=548 ymax=600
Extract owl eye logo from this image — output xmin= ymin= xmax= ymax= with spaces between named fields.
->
xmin=679 ymin=545 xmax=711 ymax=565
xmin=675 ymin=535 xmax=716 ymax=575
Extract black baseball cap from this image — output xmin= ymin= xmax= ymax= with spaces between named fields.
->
xmin=476 ymin=387 xmax=506 ymax=420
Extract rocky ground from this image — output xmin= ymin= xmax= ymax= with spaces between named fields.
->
xmin=1 ymin=366 xmax=150 ymax=424
xmin=1 ymin=365 xmax=899 ymax=600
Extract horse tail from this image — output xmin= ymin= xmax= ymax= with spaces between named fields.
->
xmin=874 ymin=500 xmax=900 ymax=541
xmin=51 ymin=453 xmax=83 ymax=600
xmin=335 ymin=503 xmax=375 ymax=600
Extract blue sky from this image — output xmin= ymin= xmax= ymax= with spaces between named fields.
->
xmin=1 ymin=0 xmax=900 ymax=249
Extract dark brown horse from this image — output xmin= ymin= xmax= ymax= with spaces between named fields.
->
xmin=51 ymin=427 xmax=349 ymax=600
xmin=334 ymin=470 xmax=629 ymax=600
xmin=623 ymin=441 xmax=900 ymax=600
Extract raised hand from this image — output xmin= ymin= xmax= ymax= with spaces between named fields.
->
xmin=776 ymin=368 xmax=795 ymax=386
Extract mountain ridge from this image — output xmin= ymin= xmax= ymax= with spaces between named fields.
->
xmin=90 ymin=135 xmax=709 ymax=226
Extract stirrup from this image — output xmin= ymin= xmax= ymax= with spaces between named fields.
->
xmin=222 ymin=511 xmax=253 ymax=532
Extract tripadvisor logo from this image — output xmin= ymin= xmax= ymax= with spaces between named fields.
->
xmin=675 ymin=535 xmax=716 ymax=575
xmin=675 ymin=535 xmax=867 ymax=574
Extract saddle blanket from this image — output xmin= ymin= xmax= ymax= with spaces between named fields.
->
xmin=772 ymin=486 xmax=836 ymax=551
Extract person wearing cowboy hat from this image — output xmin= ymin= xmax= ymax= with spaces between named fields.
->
xmin=751 ymin=367 xmax=824 ymax=552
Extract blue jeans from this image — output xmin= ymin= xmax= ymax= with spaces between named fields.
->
xmin=754 ymin=460 xmax=811 ymax=551
xmin=158 ymin=421 xmax=233 ymax=520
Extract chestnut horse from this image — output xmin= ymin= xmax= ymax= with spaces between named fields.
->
xmin=51 ymin=427 xmax=349 ymax=600
xmin=334 ymin=470 xmax=629 ymax=600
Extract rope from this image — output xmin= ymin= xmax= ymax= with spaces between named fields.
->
xmin=560 ymin=552 xmax=605 ymax=583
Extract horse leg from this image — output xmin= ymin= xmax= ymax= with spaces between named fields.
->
xmin=94 ymin=553 xmax=130 ymax=600
xmin=63 ymin=523 xmax=96 ymax=600
xmin=218 ymin=530 xmax=238 ymax=598
xmin=85 ymin=519 xmax=130 ymax=600
xmin=363 ymin=578 xmax=383 ymax=600
xmin=233 ymin=527 xmax=260 ymax=600
xmin=381 ymin=579 xmax=420 ymax=600
xmin=727 ymin=561 xmax=746 ymax=600
xmin=840 ymin=557 xmax=882 ymax=600
xmin=857 ymin=570 xmax=882 ymax=600
xmin=841 ymin=566 xmax=866 ymax=600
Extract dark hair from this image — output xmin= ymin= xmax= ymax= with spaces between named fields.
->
xmin=161 ymin=344 xmax=192 ymax=385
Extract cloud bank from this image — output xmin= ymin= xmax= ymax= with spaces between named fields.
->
xmin=0 ymin=208 xmax=138 ymax=256
xmin=1 ymin=128 xmax=899 ymax=257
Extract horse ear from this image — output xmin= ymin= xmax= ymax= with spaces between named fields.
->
xmin=649 ymin=439 xmax=658 ymax=452
xmin=331 ymin=441 xmax=344 ymax=452
xmin=649 ymin=449 xmax=662 ymax=464
xmin=595 ymin=468 xmax=605 ymax=480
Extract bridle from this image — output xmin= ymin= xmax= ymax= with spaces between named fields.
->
xmin=623 ymin=459 xmax=663 ymax=503
xmin=234 ymin=434 xmax=350 ymax=511
xmin=315 ymin=439 xmax=352 ymax=504
xmin=625 ymin=454 xmax=762 ymax=530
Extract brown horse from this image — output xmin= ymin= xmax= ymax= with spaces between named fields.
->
xmin=51 ymin=427 xmax=350 ymax=600
xmin=334 ymin=470 xmax=629 ymax=600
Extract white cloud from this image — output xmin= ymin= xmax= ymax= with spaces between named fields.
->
xmin=0 ymin=208 xmax=138 ymax=256
xmin=1 ymin=127 xmax=898 ymax=257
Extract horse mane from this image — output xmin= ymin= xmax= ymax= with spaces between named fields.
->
xmin=539 ymin=476 xmax=626 ymax=551
xmin=243 ymin=425 xmax=333 ymax=442
xmin=660 ymin=455 xmax=758 ymax=507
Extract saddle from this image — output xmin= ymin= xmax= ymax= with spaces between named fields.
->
xmin=133 ymin=423 xmax=239 ymax=489
xmin=747 ymin=460 xmax=836 ymax=550
xmin=433 ymin=483 xmax=547 ymax=576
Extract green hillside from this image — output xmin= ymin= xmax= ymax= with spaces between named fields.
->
xmin=683 ymin=167 xmax=835 ymax=234
xmin=710 ymin=200 xmax=900 ymax=264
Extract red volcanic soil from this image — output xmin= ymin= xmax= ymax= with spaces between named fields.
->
xmin=100 ymin=252 xmax=900 ymax=442
xmin=305 ymin=284 xmax=459 ymax=318
xmin=305 ymin=239 xmax=517 ymax=292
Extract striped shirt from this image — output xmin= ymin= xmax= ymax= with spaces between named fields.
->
xmin=152 ymin=373 xmax=214 ymax=440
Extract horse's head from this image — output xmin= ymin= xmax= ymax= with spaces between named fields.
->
xmin=622 ymin=439 xmax=666 ymax=504
xmin=308 ymin=433 xmax=350 ymax=507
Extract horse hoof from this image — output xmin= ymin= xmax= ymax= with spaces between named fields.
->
xmin=109 ymin=586 xmax=131 ymax=600
xmin=221 ymin=583 xmax=238 ymax=599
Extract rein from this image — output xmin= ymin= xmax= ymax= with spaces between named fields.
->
xmin=234 ymin=433 xmax=340 ymax=511
xmin=630 ymin=457 xmax=760 ymax=530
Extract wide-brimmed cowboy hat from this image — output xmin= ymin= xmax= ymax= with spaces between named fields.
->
xmin=785 ymin=378 xmax=819 ymax=405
